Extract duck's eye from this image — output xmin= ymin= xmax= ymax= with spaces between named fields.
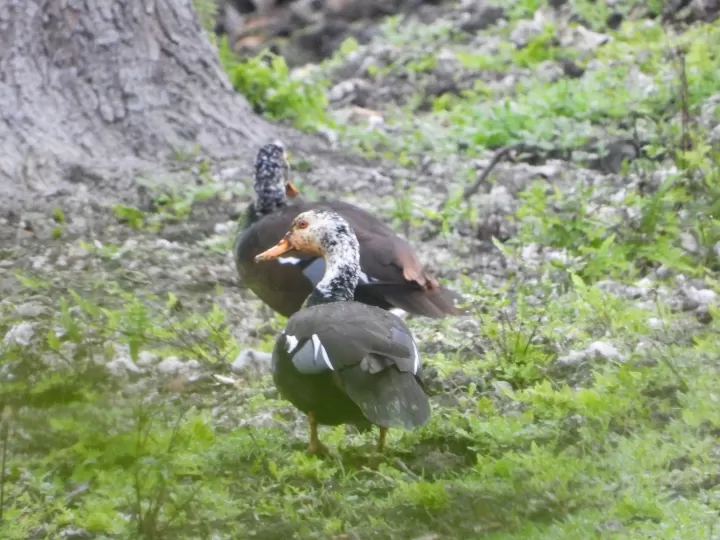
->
xmin=297 ymin=219 xmax=309 ymax=230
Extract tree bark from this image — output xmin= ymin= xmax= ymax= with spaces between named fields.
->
xmin=0 ymin=0 xmax=277 ymax=214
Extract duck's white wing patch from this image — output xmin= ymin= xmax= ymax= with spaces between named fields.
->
xmin=410 ymin=339 xmax=420 ymax=375
xmin=278 ymin=256 xmax=302 ymax=265
xmin=289 ymin=335 xmax=334 ymax=374
xmin=311 ymin=334 xmax=334 ymax=371
xmin=285 ymin=334 xmax=299 ymax=353
xmin=390 ymin=308 xmax=407 ymax=319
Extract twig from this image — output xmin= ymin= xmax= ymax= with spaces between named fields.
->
xmin=0 ymin=407 xmax=10 ymax=524
xmin=460 ymin=145 xmax=516 ymax=202
xmin=393 ymin=458 xmax=419 ymax=481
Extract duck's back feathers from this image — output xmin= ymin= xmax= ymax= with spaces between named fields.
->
xmin=273 ymin=302 xmax=431 ymax=429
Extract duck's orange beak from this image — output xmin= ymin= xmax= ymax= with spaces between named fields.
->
xmin=255 ymin=235 xmax=294 ymax=262
xmin=285 ymin=182 xmax=300 ymax=198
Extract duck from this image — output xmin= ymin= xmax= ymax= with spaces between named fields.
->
xmin=234 ymin=141 xmax=466 ymax=319
xmin=254 ymin=208 xmax=431 ymax=453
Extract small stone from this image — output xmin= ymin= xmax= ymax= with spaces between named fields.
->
xmin=557 ymin=25 xmax=611 ymax=53
xmin=231 ymin=349 xmax=273 ymax=374
xmin=459 ymin=5 xmax=505 ymax=33
xmin=157 ymin=356 xmax=185 ymax=374
xmin=214 ymin=167 xmax=241 ymax=182
xmin=106 ymin=355 xmax=143 ymax=376
xmin=606 ymin=12 xmax=623 ymax=29
xmin=155 ymin=238 xmax=182 ymax=250
xmin=137 ymin=350 xmax=159 ymax=366
xmin=647 ymin=318 xmax=663 ymax=330
xmin=214 ymin=221 xmax=235 ymax=235
xmin=680 ymin=232 xmax=699 ymax=254
xmin=59 ymin=527 xmax=92 ymax=540
xmin=535 ymin=60 xmax=564 ymax=83
xmin=14 ymin=302 xmax=46 ymax=318
xmin=492 ymin=380 xmax=514 ymax=398
xmin=695 ymin=305 xmax=713 ymax=325
xmin=509 ymin=18 xmax=545 ymax=48
xmin=556 ymin=350 xmax=587 ymax=367
xmin=3 ymin=322 xmax=35 ymax=347
xmin=488 ymin=185 xmax=514 ymax=213
xmin=685 ymin=287 xmax=717 ymax=306
xmin=586 ymin=341 xmax=622 ymax=361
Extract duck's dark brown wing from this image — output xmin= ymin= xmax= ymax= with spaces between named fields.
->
xmin=235 ymin=199 xmax=466 ymax=318
xmin=320 ymin=201 xmax=467 ymax=317
xmin=275 ymin=302 xmax=431 ymax=429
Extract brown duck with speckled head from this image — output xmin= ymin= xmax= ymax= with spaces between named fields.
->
xmin=255 ymin=208 xmax=431 ymax=454
xmin=234 ymin=141 xmax=466 ymax=318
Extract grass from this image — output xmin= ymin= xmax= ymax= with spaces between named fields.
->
xmin=2 ymin=1 xmax=720 ymax=538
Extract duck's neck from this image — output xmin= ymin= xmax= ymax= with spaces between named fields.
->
xmin=304 ymin=235 xmax=360 ymax=307
xmin=252 ymin=185 xmax=287 ymax=221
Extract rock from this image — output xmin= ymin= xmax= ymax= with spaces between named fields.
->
xmin=680 ymin=232 xmax=700 ymax=254
xmin=690 ymin=0 xmax=720 ymax=23
xmin=3 ymin=321 xmax=35 ymax=347
xmin=487 ymin=185 xmax=514 ymax=213
xmin=14 ymin=302 xmax=46 ymax=318
xmin=606 ymin=11 xmax=624 ymax=29
xmin=509 ymin=17 xmax=545 ymax=48
xmin=59 ymin=527 xmax=92 ymax=540
xmin=214 ymin=167 xmax=242 ymax=182
xmin=459 ymin=5 xmax=505 ymax=33
xmin=586 ymin=341 xmax=622 ymax=361
xmin=155 ymin=238 xmax=182 ymax=251
xmin=560 ymin=58 xmax=585 ymax=78
xmin=684 ymin=286 xmax=717 ymax=307
xmin=535 ymin=60 xmax=564 ymax=83
xmin=214 ymin=221 xmax=236 ymax=235
xmin=492 ymin=380 xmax=514 ymax=398
xmin=137 ymin=350 xmax=159 ymax=366
xmin=157 ymin=356 xmax=187 ymax=375
xmin=231 ymin=349 xmax=273 ymax=375
xmin=695 ymin=305 xmax=713 ymax=324
xmin=557 ymin=25 xmax=610 ymax=53
xmin=596 ymin=280 xmax=646 ymax=299
xmin=647 ymin=318 xmax=663 ymax=330
xmin=327 ymin=78 xmax=373 ymax=107
xmin=106 ymin=354 xmax=144 ymax=376
xmin=556 ymin=350 xmax=587 ymax=367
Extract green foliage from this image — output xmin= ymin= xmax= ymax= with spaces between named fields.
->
xmin=3 ymin=2 xmax=720 ymax=539
xmin=220 ymin=40 xmax=329 ymax=131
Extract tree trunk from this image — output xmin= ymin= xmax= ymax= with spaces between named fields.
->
xmin=0 ymin=0 xmax=278 ymax=214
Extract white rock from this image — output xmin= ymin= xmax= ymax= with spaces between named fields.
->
xmin=137 ymin=351 xmax=159 ymax=366
xmin=509 ymin=18 xmax=545 ymax=48
xmin=157 ymin=356 xmax=186 ymax=374
xmin=680 ymin=232 xmax=699 ymax=254
xmin=492 ymin=380 xmax=515 ymax=398
xmin=685 ymin=287 xmax=717 ymax=307
xmin=557 ymin=25 xmax=611 ymax=53
xmin=3 ymin=322 xmax=35 ymax=347
xmin=214 ymin=221 xmax=235 ymax=235
xmin=556 ymin=350 xmax=587 ymax=367
xmin=155 ymin=238 xmax=182 ymax=251
xmin=713 ymin=241 xmax=720 ymax=260
xmin=647 ymin=318 xmax=663 ymax=330
xmin=231 ymin=349 xmax=273 ymax=374
xmin=106 ymin=355 xmax=143 ymax=376
xmin=586 ymin=341 xmax=622 ymax=361
xmin=214 ymin=167 xmax=241 ymax=182
xmin=14 ymin=303 xmax=46 ymax=318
